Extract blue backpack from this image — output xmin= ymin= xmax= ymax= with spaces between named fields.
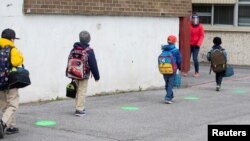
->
xmin=158 ymin=49 xmax=177 ymax=74
xmin=0 ymin=47 xmax=12 ymax=90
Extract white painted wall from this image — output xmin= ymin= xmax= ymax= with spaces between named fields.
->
xmin=0 ymin=0 xmax=179 ymax=103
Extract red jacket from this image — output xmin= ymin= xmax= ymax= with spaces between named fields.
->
xmin=190 ymin=24 xmax=204 ymax=47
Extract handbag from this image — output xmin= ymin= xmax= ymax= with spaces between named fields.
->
xmin=8 ymin=66 xmax=31 ymax=89
xmin=174 ymin=73 xmax=182 ymax=88
xmin=224 ymin=65 xmax=234 ymax=77
xmin=66 ymin=80 xmax=77 ymax=98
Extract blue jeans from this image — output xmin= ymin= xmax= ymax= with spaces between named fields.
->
xmin=191 ymin=46 xmax=200 ymax=73
xmin=163 ymin=74 xmax=175 ymax=101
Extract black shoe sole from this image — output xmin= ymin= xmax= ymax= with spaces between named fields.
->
xmin=6 ymin=131 xmax=19 ymax=135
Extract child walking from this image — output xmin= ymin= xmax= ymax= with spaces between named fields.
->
xmin=158 ymin=35 xmax=182 ymax=104
xmin=66 ymin=31 xmax=100 ymax=116
xmin=207 ymin=37 xmax=227 ymax=91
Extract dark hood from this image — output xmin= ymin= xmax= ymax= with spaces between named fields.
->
xmin=212 ymin=45 xmax=224 ymax=50
xmin=73 ymin=42 xmax=89 ymax=49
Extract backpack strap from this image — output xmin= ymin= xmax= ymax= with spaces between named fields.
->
xmin=84 ymin=47 xmax=92 ymax=52
xmin=78 ymin=47 xmax=92 ymax=54
xmin=4 ymin=46 xmax=14 ymax=68
xmin=80 ymin=47 xmax=92 ymax=60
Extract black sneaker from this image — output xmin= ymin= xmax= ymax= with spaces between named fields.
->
xmin=75 ymin=110 xmax=86 ymax=117
xmin=0 ymin=120 xmax=6 ymax=139
xmin=6 ymin=127 xmax=19 ymax=135
xmin=216 ymin=85 xmax=221 ymax=91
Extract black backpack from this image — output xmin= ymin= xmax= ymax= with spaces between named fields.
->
xmin=0 ymin=46 xmax=12 ymax=90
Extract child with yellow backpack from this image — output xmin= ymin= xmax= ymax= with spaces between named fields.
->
xmin=158 ymin=35 xmax=182 ymax=104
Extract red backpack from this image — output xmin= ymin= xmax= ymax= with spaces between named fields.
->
xmin=66 ymin=47 xmax=92 ymax=80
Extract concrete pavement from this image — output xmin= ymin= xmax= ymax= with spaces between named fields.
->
xmin=1 ymin=64 xmax=250 ymax=141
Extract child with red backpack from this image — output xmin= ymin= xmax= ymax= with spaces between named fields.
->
xmin=158 ymin=35 xmax=182 ymax=104
xmin=207 ymin=37 xmax=227 ymax=91
xmin=66 ymin=31 xmax=100 ymax=116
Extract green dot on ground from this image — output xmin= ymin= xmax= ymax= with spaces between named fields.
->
xmin=34 ymin=120 xmax=57 ymax=127
xmin=233 ymin=89 xmax=247 ymax=94
xmin=184 ymin=96 xmax=199 ymax=101
xmin=121 ymin=106 xmax=139 ymax=111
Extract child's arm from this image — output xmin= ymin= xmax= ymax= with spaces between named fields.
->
xmin=88 ymin=50 xmax=100 ymax=81
xmin=223 ymin=49 xmax=227 ymax=62
xmin=207 ymin=50 xmax=212 ymax=61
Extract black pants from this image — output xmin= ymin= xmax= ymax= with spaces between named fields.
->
xmin=216 ymin=72 xmax=225 ymax=86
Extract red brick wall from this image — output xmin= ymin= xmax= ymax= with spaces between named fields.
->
xmin=23 ymin=0 xmax=191 ymax=17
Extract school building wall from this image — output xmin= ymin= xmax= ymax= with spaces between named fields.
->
xmin=23 ymin=0 xmax=191 ymax=17
xmin=199 ymin=29 xmax=250 ymax=66
xmin=192 ymin=0 xmax=250 ymax=66
xmin=0 ymin=0 xmax=191 ymax=103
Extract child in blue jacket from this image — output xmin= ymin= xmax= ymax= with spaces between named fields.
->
xmin=161 ymin=35 xmax=182 ymax=104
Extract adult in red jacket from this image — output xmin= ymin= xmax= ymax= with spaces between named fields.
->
xmin=188 ymin=14 xmax=204 ymax=77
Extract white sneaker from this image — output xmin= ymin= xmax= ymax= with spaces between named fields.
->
xmin=165 ymin=100 xmax=172 ymax=104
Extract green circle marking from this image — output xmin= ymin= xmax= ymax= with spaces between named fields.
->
xmin=184 ymin=96 xmax=199 ymax=101
xmin=121 ymin=106 xmax=139 ymax=111
xmin=34 ymin=120 xmax=57 ymax=127
xmin=233 ymin=89 xmax=247 ymax=95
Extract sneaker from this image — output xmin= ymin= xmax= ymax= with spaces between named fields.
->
xmin=6 ymin=127 xmax=19 ymax=135
xmin=193 ymin=73 xmax=200 ymax=77
xmin=0 ymin=120 xmax=6 ymax=139
xmin=165 ymin=100 xmax=172 ymax=104
xmin=216 ymin=85 xmax=221 ymax=91
xmin=75 ymin=110 xmax=86 ymax=117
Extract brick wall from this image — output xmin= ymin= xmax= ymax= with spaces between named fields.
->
xmin=23 ymin=0 xmax=192 ymax=17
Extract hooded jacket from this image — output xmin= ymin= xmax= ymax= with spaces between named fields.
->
xmin=190 ymin=23 xmax=204 ymax=47
xmin=0 ymin=38 xmax=24 ymax=67
xmin=161 ymin=44 xmax=182 ymax=70
xmin=207 ymin=45 xmax=227 ymax=62
xmin=73 ymin=42 xmax=100 ymax=81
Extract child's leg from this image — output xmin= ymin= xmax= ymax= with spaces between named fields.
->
xmin=215 ymin=73 xmax=219 ymax=86
xmin=215 ymin=72 xmax=224 ymax=91
xmin=216 ymin=72 xmax=224 ymax=86
xmin=75 ymin=80 xmax=88 ymax=111
xmin=163 ymin=74 xmax=175 ymax=101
